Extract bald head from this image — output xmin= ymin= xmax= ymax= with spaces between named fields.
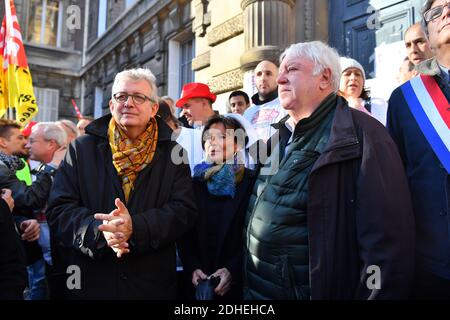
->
xmin=404 ymin=23 xmax=434 ymax=65
xmin=254 ymin=60 xmax=279 ymax=101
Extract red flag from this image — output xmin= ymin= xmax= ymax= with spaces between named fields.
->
xmin=0 ymin=0 xmax=38 ymax=125
xmin=71 ymin=99 xmax=83 ymax=119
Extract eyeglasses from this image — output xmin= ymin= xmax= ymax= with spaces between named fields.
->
xmin=423 ymin=2 xmax=450 ymax=23
xmin=113 ymin=92 xmax=153 ymax=105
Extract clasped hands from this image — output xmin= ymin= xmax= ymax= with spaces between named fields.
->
xmin=94 ymin=198 xmax=132 ymax=258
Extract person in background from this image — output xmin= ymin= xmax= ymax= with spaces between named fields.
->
xmin=0 ymin=119 xmax=65 ymax=300
xmin=157 ymin=100 xmax=180 ymax=131
xmin=243 ymin=60 xmax=287 ymax=142
xmin=387 ymin=0 xmax=450 ymax=299
xmin=397 ymin=57 xmax=419 ymax=84
xmin=175 ymin=83 xmax=218 ymax=174
xmin=228 ymin=90 xmax=250 ymax=115
xmin=24 ymin=122 xmax=68 ymax=300
xmin=76 ymin=116 xmax=94 ymax=136
xmin=404 ymin=22 xmax=434 ymax=65
xmin=161 ymin=95 xmax=176 ymax=116
xmin=179 ymin=115 xmax=255 ymax=300
xmin=177 ymin=83 xmax=217 ymax=128
xmin=15 ymin=121 xmax=37 ymax=188
xmin=338 ymin=57 xmax=388 ymax=125
xmin=57 ymin=119 xmax=78 ymax=144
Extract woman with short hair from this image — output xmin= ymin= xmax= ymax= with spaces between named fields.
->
xmin=179 ymin=115 xmax=256 ymax=300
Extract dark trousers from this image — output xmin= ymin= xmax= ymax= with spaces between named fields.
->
xmin=412 ymin=268 xmax=450 ymax=300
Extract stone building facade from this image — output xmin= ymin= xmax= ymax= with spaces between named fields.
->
xmin=1 ymin=0 xmax=426 ymax=119
xmin=81 ymin=0 xmax=194 ymax=118
xmin=193 ymin=0 xmax=328 ymax=111
xmin=1 ymin=0 xmax=85 ymax=122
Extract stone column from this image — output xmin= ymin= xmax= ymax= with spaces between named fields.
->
xmin=240 ymin=0 xmax=296 ymax=71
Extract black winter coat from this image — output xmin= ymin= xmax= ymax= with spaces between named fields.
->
xmin=0 ymin=160 xmax=52 ymax=216
xmin=46 ymin=115 xmax=197 ymax=300
xmin=179 ymin=169 xmax=256 ymax=299
xmin=0 ymin=199 xmax=27 ymax=299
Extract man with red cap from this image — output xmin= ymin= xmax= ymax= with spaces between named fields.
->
xmin=176 ymin=82 xmax=217 ymax=128
xmin=175 ymin=83 xmax=218 ymax=174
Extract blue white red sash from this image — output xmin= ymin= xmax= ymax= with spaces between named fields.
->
xmin=401 ymin=75 xmax=450 ymax=173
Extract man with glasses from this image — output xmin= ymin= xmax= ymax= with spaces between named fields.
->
xmin=387 ymin=0 xmax=450 ymax=298
xmin=46 ymin=68 xmax=197 ymax=299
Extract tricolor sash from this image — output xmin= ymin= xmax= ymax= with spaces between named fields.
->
xmin=401 ymin=75 xmax=450 ymax=173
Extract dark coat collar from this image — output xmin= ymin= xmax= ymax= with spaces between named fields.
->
xmin=312 ymin=96 xmax=361 ymax=172
xmin=251 ymin=89 xmax=278 ymax=105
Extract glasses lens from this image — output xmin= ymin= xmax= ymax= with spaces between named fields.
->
xmin=133 ymin=94 xmax=146 ymax=104
xmin=426 ymin=6 xmax=442 ymax=22
xmin=114 ymin=93 xmax=127 ymax=102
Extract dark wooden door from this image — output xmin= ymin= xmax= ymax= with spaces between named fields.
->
xmin=329 ymin=0 xmax=424 ymax=78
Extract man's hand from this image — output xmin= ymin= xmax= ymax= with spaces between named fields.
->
xmin=20 ymin=219 xmax=40 ymax=242
xmin=1 ymin=189 xmax=14 ymax=212
xmin=49 ymin=145 xmax=67 ymax=168
xmin=94 ymin=198 xmax=133 ymax=258
xmin=192 ymin=269 xmax=208 ymax=287
xmin=211 ymin=268 xmax=232 ymax=296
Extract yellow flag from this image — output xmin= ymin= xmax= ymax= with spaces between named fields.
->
xmin=0 ymin=0 xmax=38 ymax=125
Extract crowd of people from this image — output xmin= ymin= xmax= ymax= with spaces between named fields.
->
xmin=0 ymin=0 xmax=449 ymax=300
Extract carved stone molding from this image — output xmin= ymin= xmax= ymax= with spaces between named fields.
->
xmin=207 ymin=68 xmax=243 ymax=95
xmin=240 ymin=45 xmax=282 ymax=71
xmin=241 ymin=0 xmax=295 ymax=10
xmin=240 ymin=0 xmax=295 ymax=71
xmin=192 ymin=51 xmax=211 ymax=71
xmin=193 ymin=0 xmax=211 ymax=37
xmin=131 ymin=31 xmax=142 ymax=58
xmin=304 ymin=0 xmax=314 ymax=41
xmin=207 ymin=14 xmax=243 ymax=47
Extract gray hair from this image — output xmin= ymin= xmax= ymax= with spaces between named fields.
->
xmin=112 ymin=68 xmax=158 ymax=102
xmin=404 ymin=22 xmax=422 ymax=38
xmin=57 ymin=119 xmax=78 ymax=138
xmin=280 ymin=41 xmax=341 ymax=92
xmin=32 ymin=122 xmax=68 ymax=147
xmin=421 ymin=0 xmax=437 ymax=38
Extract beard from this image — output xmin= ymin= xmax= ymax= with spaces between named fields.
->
xmin=13 ymin=150 xmax=29 ymax=159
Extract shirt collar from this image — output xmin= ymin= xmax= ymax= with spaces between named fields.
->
xmin=284 ymin=116 xmax=296 ymax=133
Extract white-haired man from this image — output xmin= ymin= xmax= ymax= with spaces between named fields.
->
xmin=24 ymin=122 xmax=67 ymax=300
xmin=0 ymin=119 xmax=66 ymax=300
xmin=46 ymin=68 xmax=197 ymax=299
xmin=387 ymin=0 xmax=450 ymax=298
xmin=243 ymin=41 xmax=415 ymax=300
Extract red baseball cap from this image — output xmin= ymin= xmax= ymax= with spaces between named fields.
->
xmin=22 ymin=121 xmax=37 ymax=137
xmin=176 ymin=82 xmax=216 ymax=107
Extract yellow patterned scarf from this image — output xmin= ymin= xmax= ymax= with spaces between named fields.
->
xmin=108 ymin=117 xmax=158 ymax=202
